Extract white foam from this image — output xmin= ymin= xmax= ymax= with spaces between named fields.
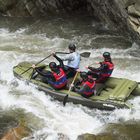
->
xmin=0 ymin=27 xmax=140 ymax=140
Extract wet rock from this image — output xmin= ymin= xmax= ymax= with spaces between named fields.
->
xmin=1 ymin=124 xmax=31 ymax=140
xmin=24 ymin=0 xmax=42 ymax=17
xmin=0 ymin=0 xmax=140 ymax=44
xmin=87 ymin=0 xmax=140 ymax=44
xmin=137 ymin=26 xmax=140 ymax=35
xmin=128 ymin=5 xmax=140 ymax=17
xmin=102 ymin=121 xmax=140 ymax=140
xmin=57 ymin=133 xmax=70 ymax=140
xmin=77 ymin=133 xmax=113 ymax=140
xmin=123 ymin=0 xmax=135 ymax=8
xmin=0 ymin=114 xmax=18 ymax=138
xmin=0 ymin=114 xmax=31 ymax=140
xmin=77 ymin=121 xmax=140 ymax=140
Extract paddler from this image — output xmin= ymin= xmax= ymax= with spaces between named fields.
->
xmin=87 ymin=52 xmax=114 ymax=83
xmin=72 ymin=72 xmax=96 ymax=98
xmin=55 ymin=43 xmax=81 ymax=78
xmin=32 ymin=53 xmax=67 ymax=90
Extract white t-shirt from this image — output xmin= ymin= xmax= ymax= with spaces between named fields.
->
xmin=61 ymin=52 xmax=80 ymax=69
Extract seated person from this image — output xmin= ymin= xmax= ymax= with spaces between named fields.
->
xmin=73 ymin=72 xmax=96 ymax=98
xmin=56 ymin=43 xmax=81 ymax=78
xmin=87 ymin=52 xmax=114 ymax=83
xmin=32 ymin=54 xmax=67 ymax=90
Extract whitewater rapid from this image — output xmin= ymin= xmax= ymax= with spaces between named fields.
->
xmin=0 ymin=24 xmax=140 ymax=140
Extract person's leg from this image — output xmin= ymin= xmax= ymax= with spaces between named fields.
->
xmin=47 ymin=81 xmax=67 ymax=90
xmin=96 ymin=77 xmax=108 ymax=83
xmin=87 ymin=71 xmax=99 ymax=78
xmin=63 ymin=65 xmax=77 ymax=78
xmin=32 ymin=66 xmax=46 ymax=79
xmin=31 ymin=69 xmax=38 ymax=79
xmin=81 ymin=93 xmax=93 ymax=98
xmin=66 ymin=67 xmax=76 ymax=78
xmin=42 ymin=77 xmax=49 ymax=84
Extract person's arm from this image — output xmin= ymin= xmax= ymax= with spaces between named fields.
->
xmin=35 ymin=65 xmax=46 ymax=70
xmin=88 ymin=66 xmax=98 ymax=72
xmin=61 ymin=53 xmax=74 ymax=61
xmin=74 ymin=79 xmax=82 ymax=87
xmin=35 ymin=67 xmax=55 ymax=81
xmin=97 ymin=63 xmax=108 ymax=71
xmin=88 ymin=62 xmax=108 ymax=72
xmin=75 ymin=84 xmax=90 ymax=94
xmin=53 ymin=54 xmax=64 ymax=68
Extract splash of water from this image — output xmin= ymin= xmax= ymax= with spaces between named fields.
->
xmin=0 ymin=18 xmax=140 ymax=139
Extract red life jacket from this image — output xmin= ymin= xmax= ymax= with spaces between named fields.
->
xmin=82 ymin=80 xmax=95 ymax=96
xmin=101 ymin=61 xmax=114 ymax=77
xmin=52 ymin=68 xmax=67 ymax=89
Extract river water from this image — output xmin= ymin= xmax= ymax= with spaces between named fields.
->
xmin=0 ymin=15 xmax=140 ymax=140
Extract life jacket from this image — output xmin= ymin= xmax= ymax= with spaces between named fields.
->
xmin=51 ymin=68 xmax=67 ymax=89
xmin=101 ymin=61 xmax=114 ymax=77
xmin=81 ymin=80 xmax=95 ymax=96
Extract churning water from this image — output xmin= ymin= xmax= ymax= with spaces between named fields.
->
xmin=0 ymin=15 xmax=140 ymax=140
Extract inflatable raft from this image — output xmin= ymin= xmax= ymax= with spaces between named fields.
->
xmin=13 ymin=62 xmax=140 ymax=110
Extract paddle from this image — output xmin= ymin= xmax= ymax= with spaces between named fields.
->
xmin=56 ymin=52 xmax=91 ymax=58
xmin=20 ymin=53 xmax=52 ymax=76
xmin=63 ymin=71 xmax=79 ymax=106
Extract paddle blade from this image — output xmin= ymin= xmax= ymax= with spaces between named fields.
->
xmin=80 ymin=52 xmax=90 ymax=58
xmin=63 ymin=94 xmax=69 ymax=106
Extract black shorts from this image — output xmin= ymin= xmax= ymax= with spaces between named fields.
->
xmin=64 ymin=66 xmax=77 ymax=78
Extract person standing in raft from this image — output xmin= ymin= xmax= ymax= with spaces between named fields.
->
xmin=72 ymin=72 xmax=96 ymax=98
xmin=56 ymin=43 xmax=81 ymax=78
xmin=87 ymin=52 xmax=114 ymax=83
xmin=32 ymin=54 xmax=67 ymax=90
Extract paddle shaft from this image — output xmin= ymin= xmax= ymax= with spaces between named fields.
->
xmin=55 ymin=52 xmax=69 ymax=54
xmin=63 ymin=71 xmax=79 ymax=106
xmin=20 ymin=54 xmax=52 ymax=76
xmin=68 ymin=71 xmax=79 ymax=93
xmin=56 ymin=52 xmax=90 ymax=58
